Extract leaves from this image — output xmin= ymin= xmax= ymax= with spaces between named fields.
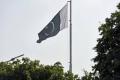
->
xmin=93 ymin=2 xmax=120 ymax=80
xmin=0 ymin=57 xmax=80 ymax=80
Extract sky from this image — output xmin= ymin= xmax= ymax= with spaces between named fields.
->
xmin=0 ymin=0 xmax=120 ymax=76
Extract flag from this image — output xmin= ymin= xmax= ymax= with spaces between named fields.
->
xmin=37 ymin=4 xmax=68 ymax=43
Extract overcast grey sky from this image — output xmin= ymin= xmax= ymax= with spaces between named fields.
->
xmin=0 ymin=0 xmax=120 ymax=76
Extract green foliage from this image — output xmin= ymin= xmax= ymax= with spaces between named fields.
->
xmin=80 ymin=70 xmax=99 ymax=80
xmin=0 ymin=57 xmax=80 ymax=80
xmin=81 ymin=71 xmax=93 ymax=80
xmin=93 ymin=2 xmax=120 ymax=80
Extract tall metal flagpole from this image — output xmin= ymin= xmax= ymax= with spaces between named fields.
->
xmin=68 ymin=0 xmax=72 ymax=73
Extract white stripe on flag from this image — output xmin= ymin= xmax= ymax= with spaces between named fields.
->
xmin=60 ymin=3 xmax=68 ymax=31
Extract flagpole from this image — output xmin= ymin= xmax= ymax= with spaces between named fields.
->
xmin=68 ymin=0 xmax=72 ymax=73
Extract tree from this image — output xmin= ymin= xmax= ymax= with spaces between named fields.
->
xmin=80 ymin=70 xmax=94 ymax=80
xmin=80 ymin=70 xmax=99 ymax=80
xmin=93 ymin=2 xmax=120 ymax=80
xmin=0 ymin=57 xmax=80 ymax=80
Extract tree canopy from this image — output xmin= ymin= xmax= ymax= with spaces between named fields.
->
xmin=0 ymin=57 xmax=80 ymax=80
xmin=93 ymin=2 xmax=120 ymax=80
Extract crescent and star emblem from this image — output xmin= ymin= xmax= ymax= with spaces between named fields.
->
xmin=44 ymin=21 xmax=55 ymax=36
